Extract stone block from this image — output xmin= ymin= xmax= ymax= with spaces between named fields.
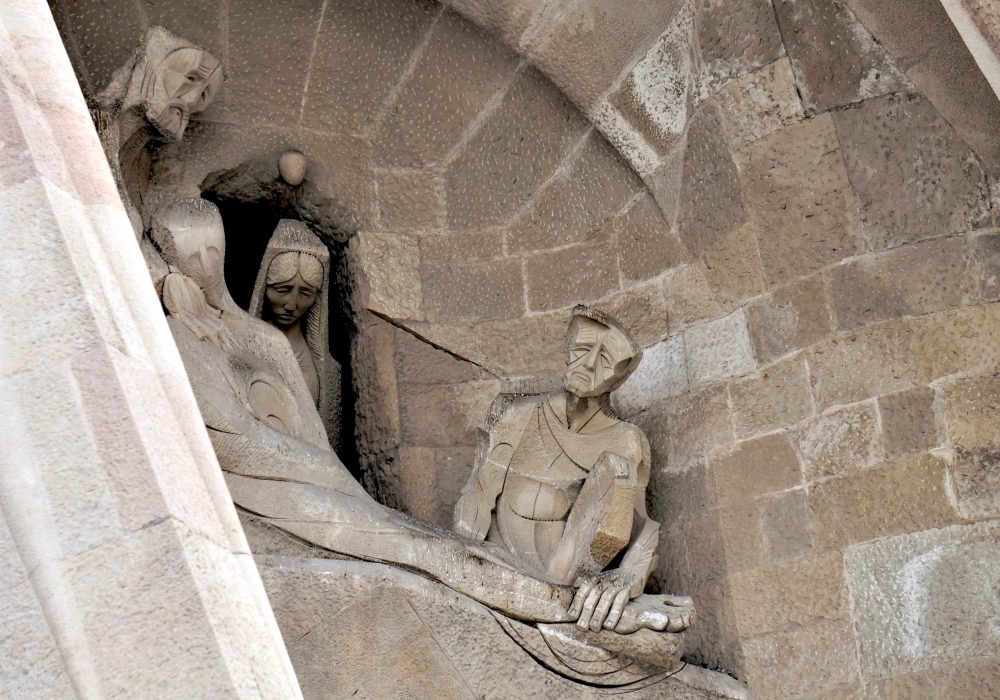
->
xmin=477 ymin=312 xmax=567 ymax=375
xmin=442 ymin=0 xmax=539 ymax=49
xmin=729 ymin=354 xmax=814 ymax=439
xmin=739 ymin=113 xmax=863 ymax=285
xmin=717 ymin=58 xmax=804 ymax=149
xmin=808 ymin=319 xmax=917 ymax=410
xmin=376 ymin=168 xmax=443 ymax=232
xmin=422 ymin=257 xmax=523 ymax=322
xmin=301 ymin=0 xmax=438 ymax=135
xmin=677 ymin=100 xmax=747 ymax=256
xmin=760 ymin=487 xmax=816 ymax=565
xmin=796 ymin=401 xmax=883 ymax=480
xmin=350 ymin=231 xmax=423 ymax=321
xmin=394 ymin=327 xmax=487 ymax=385
xmin=700 ymin=224 xmax=767 ymax=310
xmin=614 ymin=335 xmax=687 ymax=415
xmin=717 ymin=502 xmax=765 ymax=573
xmin=616 ymin=192 xmax=686 ymax=284
xmin=845 ymin=520 xmax=1000 ymax=679
xmin=910 ymin=302 xmax=1000 ymax=383
xmin=524 ymin=238 xmax=619 ymax=312
xmin=507 ymin=131 xmax=643 ymax=255
xmin=374 ymin=11 xmax=519 ymax=168
xmin=420 ymin=229 xmax=505 ymax=264
xmin=661 ymin=384 xmax=734 ymax=469
xmin=939 ymin=375 xmax=1000 ymax=518
xmin=741 ymin=620 xmax=859 ymax=699
xmin=810 ymin=454 xmax=957 ymax=549
xmin=729 ymin=553 xmax=848 ymax=637
xmin=593 ymin=280 xmax=670 ymax=349
xmin=649 ymin=459 xmax=714 ymax=527
xmin=0 ymin=577 xmax=76 ymax=698
xmin=827 ymin=237 xmax=968 ymax=331
xmin=524 ymin=0 xmax=686 ymax=110
xmin=970 ymin=230 xmax=1000 ymax=302
xmin=662 ymin=262 xmax=723 ymax=332
xmin=878 ymin=387 xmax=939 ymax=459
xmin=683 ymin=310 xmax=756 ymax=386
xmin=774 ymin=0 xmax=909 ymax=112
xmin=398 ymin=378 xmax=500 ymax=448
xmin=696 ymin=0 xmax=784 ymax=90
xmin=683 ymin=510 xmax=728 ymax=585
xmin=745 ymin=274 xmax=833 ymax=364
xmin=832 ymin=93 xmax=988 ymax=251
xmin=49 ymin=0 xmax=144 ymax=93
xmin=711 ymin=432 xmax=802 ymax=508
xmin=398 ymin=446 xmax=475 ymax=528
xmin=446 ymin=66 xmax=589 ymax=230
xmin=881 ymin=658 xmax=1000 ymax=700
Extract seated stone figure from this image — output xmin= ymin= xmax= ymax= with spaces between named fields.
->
xmin=152 ymin=197 xmax=692 ymax=684
xmin=455 ymin=306 xmax=659 ymax=632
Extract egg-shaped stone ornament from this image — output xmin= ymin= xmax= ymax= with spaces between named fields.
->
xmin=278 ymin=149 xmax=307 ymax=186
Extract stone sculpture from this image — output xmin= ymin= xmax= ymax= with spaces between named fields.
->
xmin=249 ymin=220 xmax=342 ymax=451
xmin=455 ymin=306 xmax=658 ymax=632
xmin=93 ymin=27 xmax=223 ymax=283
xmin=154 ymin=197 xmax=693 ymax=686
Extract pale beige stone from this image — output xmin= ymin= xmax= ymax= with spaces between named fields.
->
xmin=939 ymin=374 xmax=1000 ymax=517
xmin=711 ymin=433 xmax=802 ymax=507
xmin=796 ymin=401 xmax=884 ymax=480
xmin=662 ymin=262 xmax=723 ymax=332
xmin=879 ymin=387 xmax=940 ymax=459
xmin=683 ymin=310 xmax=756 ymax=386
xmin=614 ymin=335 xmax=688 ymax=416
xmin=729 ymin=354 xmax=813 ymax=439
xmin=350 ymin=231 xmax=423 ymax=321
xmin=717 ymin=57 xmax=804 ymax=148
xmin=760 ymin=488 xmax=816 ymax=564
xmin=745 ymin=274 xmax=833 ymax=364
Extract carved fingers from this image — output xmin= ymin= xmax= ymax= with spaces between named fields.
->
xmin=569 ymin=569 xmax=641 ymax=632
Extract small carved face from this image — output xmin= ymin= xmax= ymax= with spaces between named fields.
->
xmin=165 ymin=219 xmax=226 ymax=294
xmin=145 ymin=47 xmax=222 ymax=140
xmin=265 ymin=252 xmax=323 ymax=328
xmin=564 ymin=317 xmax=633 ymax=398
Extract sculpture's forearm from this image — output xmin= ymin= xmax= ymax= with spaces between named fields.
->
xmin=619 ymin=515 xmax=659 ymax=598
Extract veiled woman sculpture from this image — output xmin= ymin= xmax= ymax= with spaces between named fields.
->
xmin=249 ymin=220 xmax=342 ymax=451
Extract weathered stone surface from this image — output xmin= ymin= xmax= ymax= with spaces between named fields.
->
xmin=683 ymin=310 xmax=756 ymax=386
xmin=446 ymin=67 xmax=589 ymax=230
xmin=741 ymin=620 xmax=859 ymax=699
xmin=970 ymin=230 xmax=1000 ymax=301
xmin=374 ymin=12 xmax=519 ymax=167
xmin=524 ymin=237 xmax=619 ymax=312
xmin=696 ymin=0 xmax=784 ymax=90
xmin=729 ymin=354 xmax=813 ymax=439
xmin=745 ymin=274 xmax=833 ymax=364
xmin=827 ymin=237 xmax=968 ymax=331
xmin=420 ymin=229 xmax=505 ymax=264
xmin=774 ymin=0 xmax=909 ymax=112
xmin=394 ymin=327 xmax=489 ymax=385
xmin=760 ymin=488 xmax=816 ymax=564
xmin=808 ymin=319 xmax=917 ymax=410
xmin=710 ymin=433 xmax=802 ymax=507
xmin=878 ymin=387 xmax=940 ymax=459
xmin=376 ymin=168 xmax=443 ymax=232
xmin=615 ymin=335 xmax=687 ymax=415
xmin=910 ymin=302 xmax=1000 ymax=383
xmin=661 ymin=384 xmax=734 ymax=469
xmin=301 ymin=0 xmax=438 ymax=135
xmin=477 ymin=312 xmax=567 ymax=375
xmin=507 ymin=131 xmax=642 ymax=254
xmin=810 ymin=454 xmax=957 ymax=548
xmin=524 ymin=0 xmax=686 ymax=110
xmin=739 ymin=114 xmax=863 ymax=285
xmin=845 ymin=520 xmax=1000 ymax=679
xmin=594 ymin=279 xmax=670 ymax=349
xmin=662 ymin=262 xmax=723 ymax=332
xmin=881 ymin=658 xmax=1000 ymax=700
xmin=677 ymin=100 xmax=747 ymax=256
xmin=700 ymin=224 xmax=767 ymax=309
xmin=422 ymin=258 xmax=523 ymax=322
xmin=399 ymin=378 xmax=501 ymax=448
xmin=796 ymin=401 xmax=883 ymax=480
xmin=833 ymin=93 xmax=988 ymax=251
xmin=717 ymin=501 xmax=765 ymax=573
xmin=717 ymin=58 xmax=804 ymax=149
xmin=50 ymin=0 xmax=144 ymax=93
xmin=442 ymin=0 xmax=539 ymax=50
xmin=616 ymin=192 xmax=685 ymax=283
xmin=939 ymin=374 xmax=1000 ymax=518
xmin=398 ymin=445 xmax=475 ymax=527
xmin=350 ymin=231 xmax=423 ymax=321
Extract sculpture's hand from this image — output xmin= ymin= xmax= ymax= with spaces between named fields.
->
xmin=569 ymin=568 xmax=641 ymax=632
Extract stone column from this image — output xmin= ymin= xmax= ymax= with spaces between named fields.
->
xmin=0 ymin=2 xmax=302 ymax=697
xmin=940 ymin=0 xmax=1000 ymax=99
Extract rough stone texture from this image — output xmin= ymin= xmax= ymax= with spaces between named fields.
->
xmin=833 ymin=93 xmax=989 ymax=251
xmin=827 ymin=236 xmax=969 ymax=331
xmin=795 ymin=401 xmax=884 ymax=480
xmin=809 ymin=454 xmax=957 ymax=548
xmin=729 ymin=355 xmax=813 ymax=439
xmin=745 ymin=274 xmax=833 ymax=364
xmin=700 ymin=224 xmax=767 ymax=309
xmin=524 ymin=237 xmax=619 ymax=311
xmin=615 ymin=335 xmax=688 ymax=415
xmin=717 ymin=58 xmax=804 ymax=149
xmin=759 ymin=488 xmax=815 ymax=564
xmin=970 ymin=230 xmax=1000 ymax=301
xmin=661 ymin=384 xmax=734 ymax=469
xmin=662 ymin=262 xmax=723 ymax=332
xmin=696 ymin=0 xmax=785 ymax=90
xmin=910 ymin=302 xmax=1000 ymax=383
xmin=878 ymin=387 xmax=940 ymax=459
xmin=683 ymin=310 xmax=756 ymax=386
xmin=616 ymin=192 xmax=685 ymax=284
xmin=376 ymin=167 xmax=444 ymax=232
xmin=774 ymin=0 xmax=910 ymax=112
xmin=710 ymin=433 xmax=802 ymax=508
xmin=350 ymin=231 xmax=423 ymax=321
xmin=846 ymin=520 xmax=1000 ymax=680
xmin=739 ymin=114 xmax=863 ymax=285
xmin=939 ymin=374 xmax=1000 ymax=518
xmin=422 ymin=258 xmax=523 ymax=322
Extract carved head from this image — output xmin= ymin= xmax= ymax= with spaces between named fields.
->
xmin=265 ymin=251 xmax=324 ymax=328
xmin=103 ymin=27 xmax=223 ymax=141
xmin=564 ymin=306 xmax=642 ymax=398
xmin=150 ymin=197 xmax=227 ymax=301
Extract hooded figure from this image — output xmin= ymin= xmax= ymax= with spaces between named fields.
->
xmin=249 ymin=220 xmax=342 ymax=451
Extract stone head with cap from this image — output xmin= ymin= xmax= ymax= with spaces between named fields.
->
xmin=564 ymin=306 xmax=642 ymax=399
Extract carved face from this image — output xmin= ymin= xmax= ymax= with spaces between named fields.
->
xmin=163 ymin=217 xmax=226 ymax=295
xmin=265 ymin=252 xmax=323 ymax=328
xmin=145 ymin=47 xmax=222 ymax=141
xmin=564 ymin=317 xmax=634 ymax=398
